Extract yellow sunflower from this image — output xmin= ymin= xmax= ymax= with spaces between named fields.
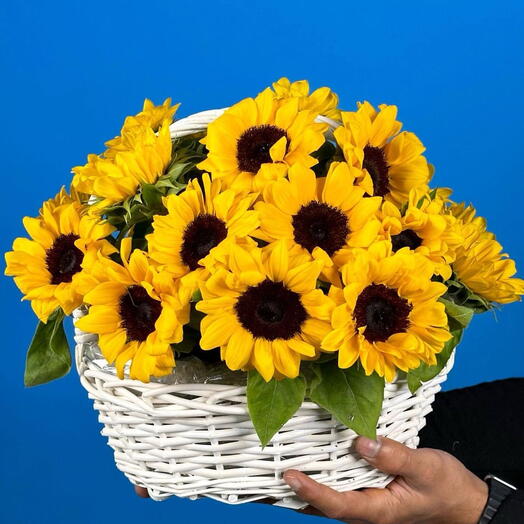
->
xmin=75 ymin=238 xmax=189 ymax=382
xmin=195 ymin=240 xmax=333 ymax=381
xmin=334 ymin=101 xmax=432 ymax=205
xmin=375 ymin=188 xmax=462 ymax=280
xmin=449 ymin=203 xmax=524 ymax=304
xmin=4 ymin=188 xmax=116 ymax=323
xmin=255 ymin=162 xmax=382 ymax=283
xmin=146 ymin=173 xmax=259 ymax=291
xmin=197 ymin=88 xmax=328 ymax=192
xmin=104 ymin=98 xmax=179 ymax=159
xmin=71 ymin=123 xmax=172 ymax=211
xmin=322 ymin=243 xmax=452 ymax=382
xmin=270 ymin=77 xmax=341 ymax=121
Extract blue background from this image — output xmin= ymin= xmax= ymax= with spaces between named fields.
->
xmin=1 ymin=1 xmax=523 ymax=523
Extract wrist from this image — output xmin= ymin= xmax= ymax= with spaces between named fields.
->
xmin=455 ymin=477 xmax=489 ymax=524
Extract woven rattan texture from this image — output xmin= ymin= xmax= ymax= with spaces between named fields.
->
xmin=73 ymin=109 xmax=454 ymax=506
xmin=74 ymin=311 xmax=453 ymax=507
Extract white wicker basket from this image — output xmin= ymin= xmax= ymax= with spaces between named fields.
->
xmin=74 ymin=317 xmax=454 ymax=509
xmin=73 ymin=109 xmax=455 ymax=508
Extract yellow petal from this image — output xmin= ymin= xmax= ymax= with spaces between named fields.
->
xmin=269 ymin=135 xmax=288 ymax=162
xmin=321 ymin=328 xmax=346 ymax=352
xmin=287 ymin=164 xmax=317 ymax=205
xmin=273 ymin=340 xmax=300 ymax=378
xmin=251 ymin=338 xmax=275 ymax=381
xmin=199 ymin=313 xmax=236 ymax=350
xmin=98 ymin=329 xmax=128 ymax=364
xmin=76 ymin=306 xmax=121 ymax=334
xmin=284 ymin=260 xmax=322 ymax=294
xmin=287 ymin=337 xmax=316 ymax=357
xmin=155 ymin=305 xmax=182 ymax=341
xmin=338 ymin=335 xmax=360 ymax=369
xmin=195 ymin=295 xmax=236 ymax=315
xmin=322 ymin=162 xmax=354 ymax=208
xmin=266 ymin=240 xmax=289 ymax=282
xmin=84 ymin=282 xmax=126 ymax=306
xmin=224 ymin=328 xmax=254 ymax=370
xmin=301 ymin=318 xmax=331 ymax=345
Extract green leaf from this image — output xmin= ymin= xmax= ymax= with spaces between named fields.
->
xmin=308 ymin=361 xmax=384 ymax=438
xmin=166 ymin=162 xmax=191 ymax=181
xmin=24 ymin=308 xmax=71 ymax=387
xmin=439 ymin=297 xmax=474 ymax=328
xmin=414 ymin=189 xmax=437 ymax=209
xmin=155 ymin=178 xmax=176 ymax=189
xmin=442 ymin=274 xmax=493 ymax=313
xmin=407 ymin=328 xmax=462 ymax=394
xmin=247 ymin=371 xmax=306 ymax=447
xmin=191 ymin=288 xmax=202 ymax=303
xmin=141 ymin=184 xmax=164 ymax=211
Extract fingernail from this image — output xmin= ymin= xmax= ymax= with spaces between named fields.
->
xmin=356 ymin=436 xmax=382 ymax=458
xmin=284 ymin=473 xmax=302 ymax=492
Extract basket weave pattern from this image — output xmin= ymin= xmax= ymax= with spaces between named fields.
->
xmin=74 ymin=315 xmax=454 ymax=507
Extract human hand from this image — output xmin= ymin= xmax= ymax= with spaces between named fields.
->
xmin=283 ymin=436 xmax=488 ymax=524
xmin=134 ymin=485 xmax=149 ymax=498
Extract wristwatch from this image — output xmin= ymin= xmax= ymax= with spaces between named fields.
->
xmin=478 ymin=474 xmax=517 ymax=523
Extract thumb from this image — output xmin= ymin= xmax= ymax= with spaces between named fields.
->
xmin=355 ymin=436 xmax=420 ymax=479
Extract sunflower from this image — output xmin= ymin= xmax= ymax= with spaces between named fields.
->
xmin=321 ymin=243 xmax=452 ymax=382
xmin=374 ymin=188 xmax=462 ymax=280
xmin=449 ymin=203 xmax=524 ymax=304
xmin=334 ymin=102 xmax=432 ymax=206
xmin=195 ymin=240 xmax=333 ymax=381
xmin=255 ymin=162 xmax=382 ymax=283
xmin=4 ymin=188 xmax=116 ymax=323
xmin=146 ymin=173 xmax=259 ymax=291
xmin=75 ymin=238 xmax=189 ymax=382
xmin=71 ymin=122 xmax=172 ymax=211
xmin=197 ymin=88 xmax=328 ymax=192
xmin=104 ymin=98 xmax=179 ymax=159
xmin=270 ymin=77 xmax=341 ymax=121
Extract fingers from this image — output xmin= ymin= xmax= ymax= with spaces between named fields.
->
xmin=134 ymin=485 xmax=150 ymax=498
xmin=355 ymin=436 xmax=419 ymax=480
xmin=298 ymin=505 xmax=326 ymax=518
xmin=283 ymin=470 xmax=379 ymax=521
xmin=283 ymin=470 xmax=348 ymax=519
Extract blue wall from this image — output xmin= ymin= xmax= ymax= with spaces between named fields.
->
xmin=1 ymin=1 xmax=523 ymax=523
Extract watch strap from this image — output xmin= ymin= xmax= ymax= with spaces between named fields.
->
xmin=478 ymin=475 xmax=517 ymax=523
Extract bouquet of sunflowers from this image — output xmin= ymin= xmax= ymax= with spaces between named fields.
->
xmin=5 ymin=78 xmax=524 ymax=447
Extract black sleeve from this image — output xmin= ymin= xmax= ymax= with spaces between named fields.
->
xmin=491 ymin=489 xmax=524 ymax=523
xmin=418 ymin=378 xmax=524 ymax=488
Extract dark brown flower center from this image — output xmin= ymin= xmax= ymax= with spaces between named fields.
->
xmin=234 ymin=279 xmax=307 ymax=340
xmin=292 ymin=201 xmax=349 ymax=256
xmin=180 ymin=214 xmax=228 ymax=271
xmin=391 ymin=229 xmax=423 ymax=252
xmin=45 ymin=233 xmax=84 ymax=285
xmin=119 ymin=285 xmax=162 ymax=342
xmin=363 ymin=145 xmax=390 ymax=197
xmin=236 ymin=124 xmax=288 ymax=173
xmin=353 ymin=284 xmax=412 ymax=342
